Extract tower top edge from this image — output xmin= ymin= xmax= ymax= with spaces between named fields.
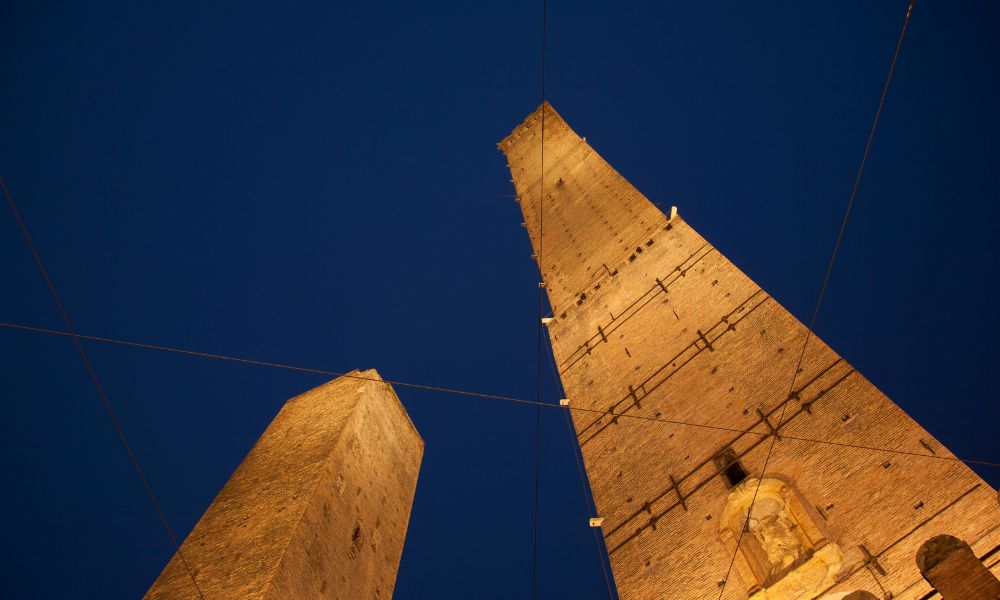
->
xmin=497 ymin=101 xmax=572 ymax=152
xmin=355 ymin=367 xmax=425 ymax=447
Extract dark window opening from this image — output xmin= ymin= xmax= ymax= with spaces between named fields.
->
xmin=715 ymin=449 xmax=748 ymax=487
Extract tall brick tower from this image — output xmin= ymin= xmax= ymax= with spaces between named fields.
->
xmin=500 ymin=103 xmax=999 ymax=599
xmin=144 ymin=370 xmax=423 ymax=599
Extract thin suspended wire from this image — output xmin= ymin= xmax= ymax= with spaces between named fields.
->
xmin=717 ymin=3 xmax=916 ymax=597
xmin=1 ymin=177 xmax=206 ymax=599
xmin=3 ymin=320 xmax=998 ymax=470
xmin=543 ymin=339 xmax=617 ymax=599
xmin=530 ymin=1 xmax=547 ymax=596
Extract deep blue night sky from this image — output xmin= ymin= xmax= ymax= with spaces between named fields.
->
xmin=2 ymin=1 xmax=998 ymax=598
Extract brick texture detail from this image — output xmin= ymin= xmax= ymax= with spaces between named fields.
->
xmin=500 ymin=103 xmax=1000 ymax=599
xmin=144 ymin=369 xmax=423 ymax=599
xmin=917 ymin=535 xmax=1000 ymax=599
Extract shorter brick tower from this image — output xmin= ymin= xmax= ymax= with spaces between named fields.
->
xmin=144 ymin=369 xmax=423 ymax=599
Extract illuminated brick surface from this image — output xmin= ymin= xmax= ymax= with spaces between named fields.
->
xmin=144 ymin=370 xmax=422 ymax=599
xmin=501 ymin=103 xmax=999 ymax=599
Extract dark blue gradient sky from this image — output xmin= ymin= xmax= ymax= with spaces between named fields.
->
xmin=2 ymin=1 xmax=998 ymax=598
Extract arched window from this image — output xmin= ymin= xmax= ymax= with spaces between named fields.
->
xmin=719 ymin=477 xmax=844 ymax=597
xmin=714 ymin=448 xmax=749 ymax=488
xmin=917 ymin=534 xmax=1000 ymax=597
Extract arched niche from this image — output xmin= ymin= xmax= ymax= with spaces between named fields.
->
xmin=818 ymin=592 xmax=878 ymax=600
xmin=719 ymin=477 xmax=844 ymax=599
xmin=916 ymin=534 xmax=1000 ymax=598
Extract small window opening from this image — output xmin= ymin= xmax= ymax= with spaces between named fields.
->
xmin=715 ymin=449 xmax=748 ymax=487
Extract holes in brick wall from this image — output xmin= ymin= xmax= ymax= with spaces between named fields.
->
xmin=349 ymin=521 xmax=364 ymax=559
xmin=646 ymin=239 xmax=654 ymax=247
xmin=725 ymin=464 xmax=749 ymax=487
xmin=628 ymin=254 xmax=636 ymax=262
xmin=842 ymin=414 xmax=859 ymax=431
xmin=715 ymin=449 xmax=748 ymax=488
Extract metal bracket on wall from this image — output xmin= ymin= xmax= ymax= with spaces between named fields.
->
xmin=756 ymin=408 xmax=782 ymax=439
xmin=696 ymin=329 xmax=714 ymax=352
xmin=670 ymin=474 xmax=688 ymax=511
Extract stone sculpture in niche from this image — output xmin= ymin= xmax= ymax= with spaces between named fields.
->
xmin=720 ymin=478 xmax=844 ymax=599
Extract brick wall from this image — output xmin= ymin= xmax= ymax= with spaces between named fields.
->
xmin=501 ymin=103 xmax=999 ymax=599
xmin=144 ymin=369 xmax=423 ymax=599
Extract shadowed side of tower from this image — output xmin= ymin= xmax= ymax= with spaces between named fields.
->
xmin=500 ymin=103 xmax=999 ymax=599
xmin=144 ymin=369 xmax=423 ymax=599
